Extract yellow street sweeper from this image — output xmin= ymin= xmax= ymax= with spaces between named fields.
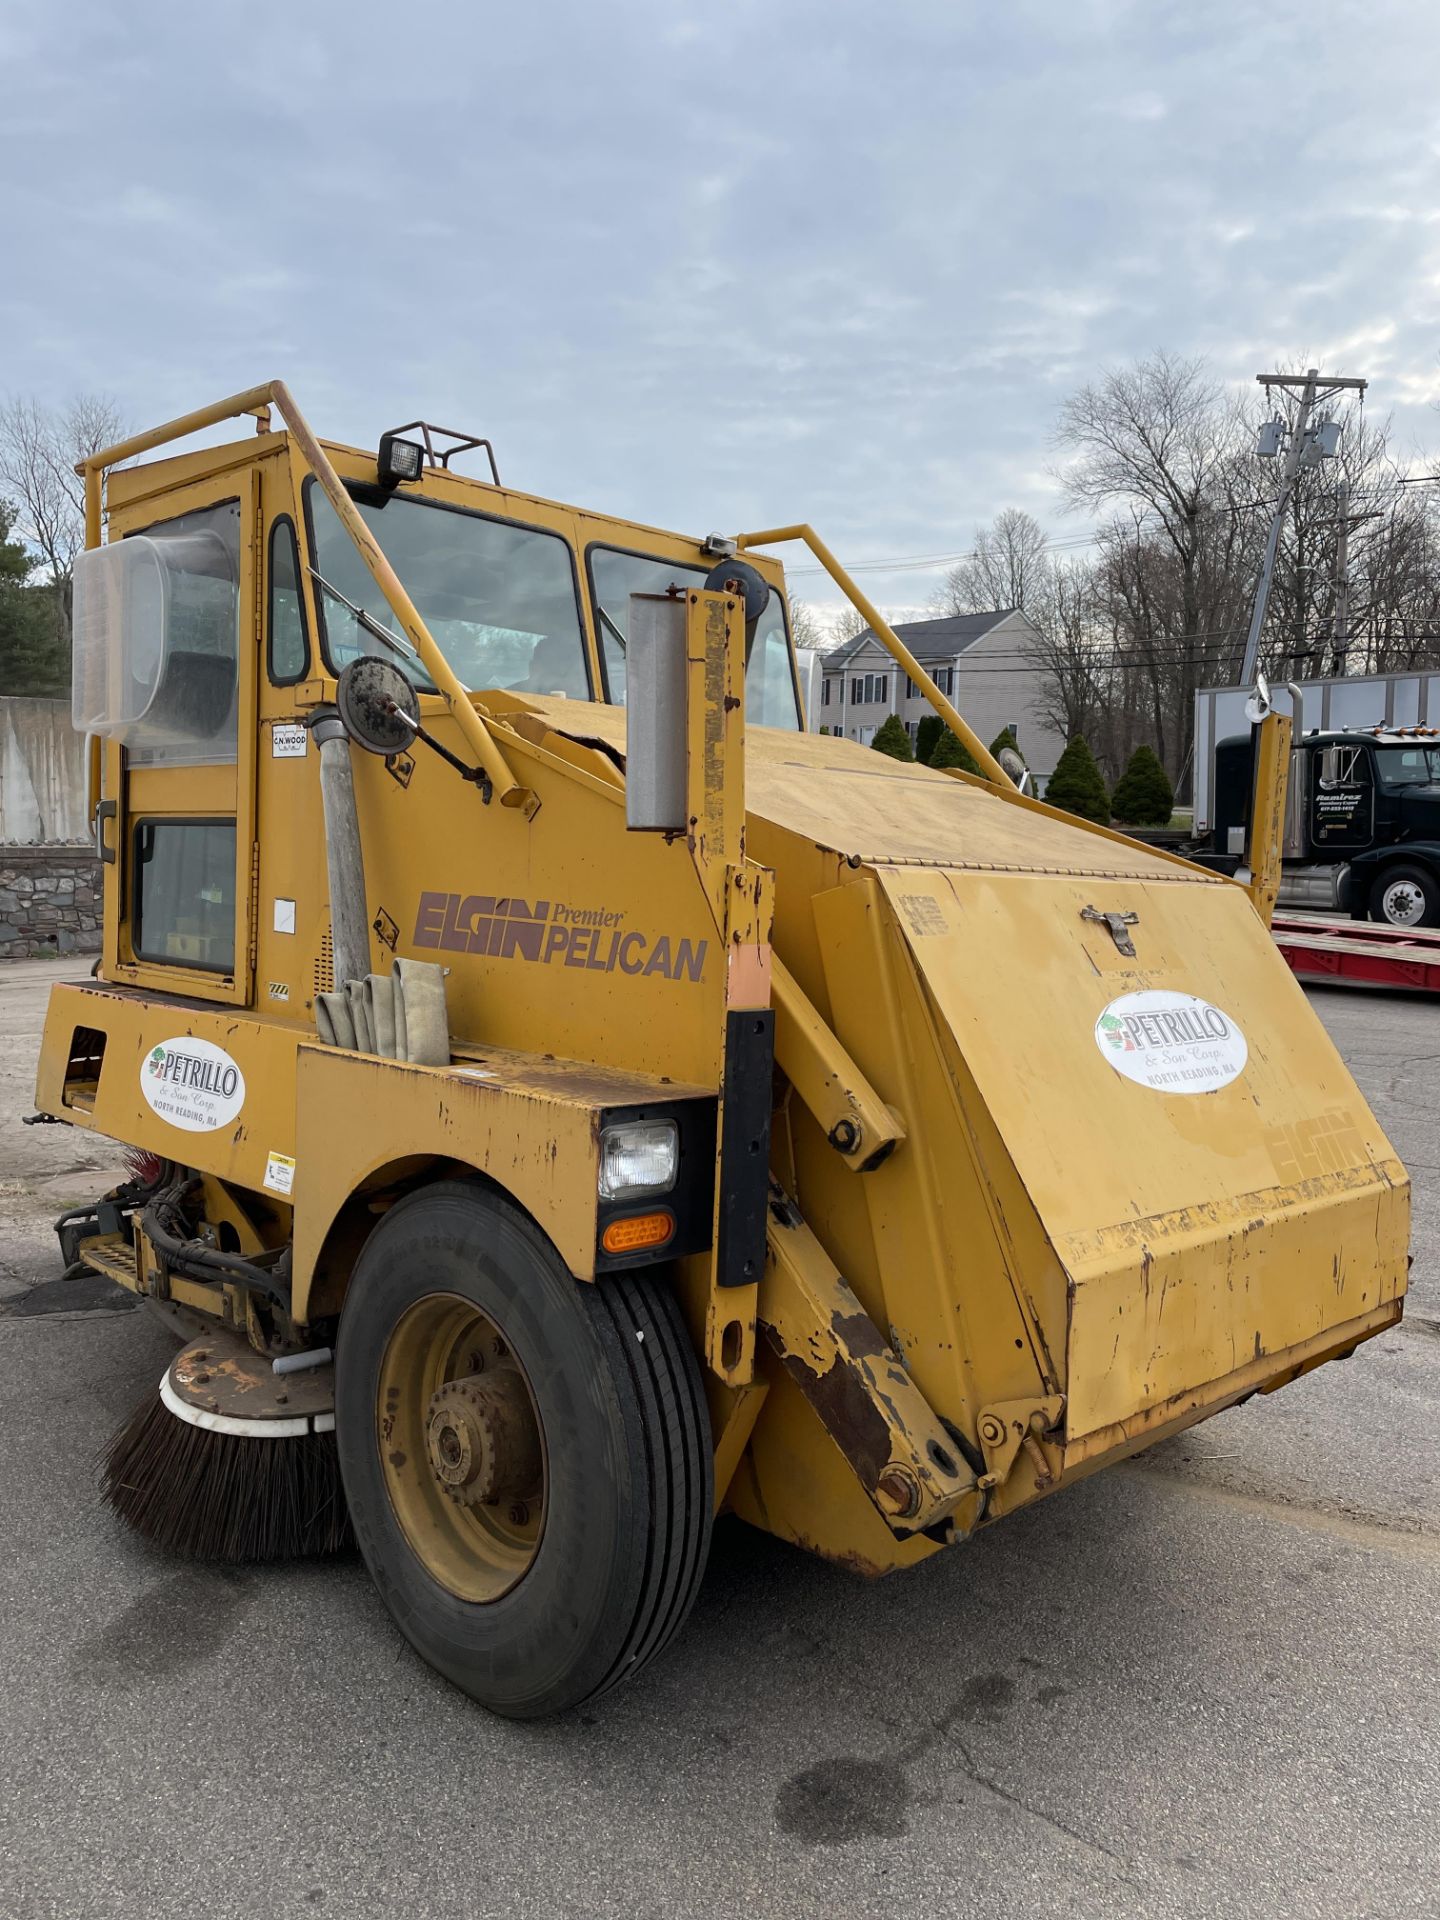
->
xmin=34 ymin=380 xmax=1408 ymax=1717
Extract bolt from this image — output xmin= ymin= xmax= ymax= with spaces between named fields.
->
xmin=828 ymin=1118 xmax=860 ymax=1154
xmin=979 ymin=1415 xmax=1004 ymax=1445
xmin=875 ymin=1467 xmax=921 ymax=1520
xmin=193 ymin=1370 xmax=211 ymax=1385
xmin=492 ymin=1337 xmax=508 ymax=1359
xmin=508 ymin=1502 xmax=529 ymax=1526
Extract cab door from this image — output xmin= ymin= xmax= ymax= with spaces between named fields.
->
xmin=101 ymin=468 xmax=259 ymax=1007
xmin=1308 ymin=741 xmax=1374 ymax=852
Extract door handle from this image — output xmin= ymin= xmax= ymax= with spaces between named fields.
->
xmin=95 ymin=798 xmax=117 ymax=865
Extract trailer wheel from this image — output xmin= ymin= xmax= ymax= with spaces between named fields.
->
xmin=1370 ymin=864 xmax=1440 ymax=929
xmin=335 ymin=1179 xmax=712 ymax=1718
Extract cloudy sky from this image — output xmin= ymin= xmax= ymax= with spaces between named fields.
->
xmin=3 ymin=0 xmax=1438 ymax=615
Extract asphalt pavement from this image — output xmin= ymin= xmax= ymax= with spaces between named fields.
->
xmin=1 ymin=957 xmax=1437 ymax=1920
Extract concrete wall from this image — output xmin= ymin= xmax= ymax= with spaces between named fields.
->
xmin=0 ymin=846 xmax=102 ymax=959
xmin=0 ymin=697 xmax=99 ymax=957
xmin=0 ymin=697 xmax=88 ymax=845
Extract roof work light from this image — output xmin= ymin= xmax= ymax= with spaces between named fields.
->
xmin=377 ymin=432 xmax=425 ymax=489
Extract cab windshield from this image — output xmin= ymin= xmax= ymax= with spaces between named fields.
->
xmin=306 ymin=484 xmax=591 ymax=699
xmin=587 ymin=546 xmax=803 ymax=730
xmin=1374 ymin=746 xmax=1440 ymax=790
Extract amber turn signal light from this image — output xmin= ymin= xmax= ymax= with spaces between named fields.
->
xmin=601 ymin=1211 xmax=675 ymax=1256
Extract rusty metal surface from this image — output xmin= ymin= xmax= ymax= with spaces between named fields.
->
xmin=170 ymin=1329 xmax=334 ymax=1424
xmin=761 ymin=1188 xmax=981 ymax=1540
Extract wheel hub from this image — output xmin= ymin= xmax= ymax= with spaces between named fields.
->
xmin=1383 ymin=882 xmax=1423 ymax=926
xmin=424 ymin=1372 xmax=542 ymax=1510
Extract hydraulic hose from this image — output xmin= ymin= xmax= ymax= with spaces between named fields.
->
xmin=141 ymin=1184 xmax=293 ymax=1310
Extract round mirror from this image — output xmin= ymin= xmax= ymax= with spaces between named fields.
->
xmin=997 ymin=746 xmax=1028 ymax=788
xmin=1244 ymin=671 xmax=1272 ymax=726
xmin=336 ymin=656 xmax=420 ymax=756
xmin=703 ymin=557 xmax=770 ymax=626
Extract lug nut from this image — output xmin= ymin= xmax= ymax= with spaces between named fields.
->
xmin=508 ymin=1502 xmax=529 ymax=1525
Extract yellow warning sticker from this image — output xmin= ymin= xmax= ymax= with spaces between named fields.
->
xmin=263 ymin=1151 xmax=297 ymax=1197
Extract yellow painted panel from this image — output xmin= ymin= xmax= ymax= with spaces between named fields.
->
xmin=529 ymin=697 xmax=1205 ymax=879
xmin=873 ymin=865 xmax=1408 ymax=1439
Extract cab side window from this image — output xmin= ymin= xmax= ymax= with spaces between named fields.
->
xmin=132 ymin=819 xmax=237 ymax=972
xmin=269 ymin=517 xmax=309 ymax=684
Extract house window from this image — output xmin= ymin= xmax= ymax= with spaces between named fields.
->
xmin=851 ymin=677 xmax=864 ymax=703
xmin=934 ymin=666 xmax=954 ymax=695
xmin=906 ymin=720 xmax=918 ymax=744
xmin=822 ymin=679 xmax=832 ymax=706
xmin=905 ymin=676 xmax=918 ymax=699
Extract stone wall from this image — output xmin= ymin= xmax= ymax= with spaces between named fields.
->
xmin=0 ymin=846 xmax=102 ymax=960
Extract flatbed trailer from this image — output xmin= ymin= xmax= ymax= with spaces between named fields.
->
xmin=1272 ymin=911 xmax=1440 ymax=993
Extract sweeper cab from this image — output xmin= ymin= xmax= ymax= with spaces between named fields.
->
xmin=34 ymin=382 xmax=1409 ymax=1717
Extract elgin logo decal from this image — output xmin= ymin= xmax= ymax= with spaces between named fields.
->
xmin=413 ymin=893 xmax=708 ymax=984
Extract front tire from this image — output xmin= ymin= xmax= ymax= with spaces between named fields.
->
xmin=335 ymin=1180 xmax=712 ymax=1717
xmin=1369 ymin=863 xmax=1440 ymax=929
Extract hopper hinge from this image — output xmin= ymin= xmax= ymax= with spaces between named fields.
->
xmin=975 ymin=1396 xmax=1066 ymax=1492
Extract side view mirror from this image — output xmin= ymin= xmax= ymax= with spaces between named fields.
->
xmin=335 ymin=656 xmax=421 ymax=756
xmin=625 ymin=593 xmax=688 ymax=831
xmin=997 ymin=746 xmax=1029 ymax=791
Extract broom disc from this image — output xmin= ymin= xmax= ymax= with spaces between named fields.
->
xmin=101 ymin=1330 xmax=352 ymax=1562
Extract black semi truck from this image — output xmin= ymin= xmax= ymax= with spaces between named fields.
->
xmin=1199 ymin=725 xmax=1440 ymax=928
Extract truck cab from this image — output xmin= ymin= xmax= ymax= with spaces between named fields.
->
xmin=1206 ymin=725 xmax=1440 ymax=927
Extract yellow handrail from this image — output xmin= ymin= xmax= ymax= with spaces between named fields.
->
xmin=736 ymin=523 xmax=1010 ymax=785
xmin=76 ymin=380 xmax=536 ymax=815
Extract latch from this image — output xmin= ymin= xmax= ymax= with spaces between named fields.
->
xmin=975 ymin=1395 xmax=1066 ymax=1492
xmin=1081 ymin=904 xmax=1139 ymax=958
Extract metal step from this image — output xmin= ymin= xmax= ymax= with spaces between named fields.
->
xmin=77 ymin=1234 xmax=140 ymax=1291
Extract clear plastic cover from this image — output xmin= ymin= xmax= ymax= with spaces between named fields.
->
xmin=71 ymin=507 xmax=239 ymax=763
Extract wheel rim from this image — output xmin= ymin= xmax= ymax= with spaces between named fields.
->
xmin=1381 ymin=879 xmax=1426 ymax=927
xmin=376 ymin=1291 xmax=546 ymax=1602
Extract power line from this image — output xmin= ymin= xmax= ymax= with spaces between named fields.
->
xmin=787 ymin=468 xmax=1428 ymax=585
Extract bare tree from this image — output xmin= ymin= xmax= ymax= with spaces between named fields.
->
xmin=1052 ymin=354 xmax=1254 ymax=775
xmin=1022 ymin=556 xmax=1108 ymax=746
xmin=825 ymin=604 xmax=868 ymax=648
xmin=935 ymin=507 xmax=1052 ymax=616
xmin=0 ymin=393 xmax=126 ymax=628
xmin=786 ymin=592 xmax=825 ymax=651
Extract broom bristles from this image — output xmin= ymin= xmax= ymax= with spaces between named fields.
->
xmin=100 ymin=1389 xmax=353 ymax=1562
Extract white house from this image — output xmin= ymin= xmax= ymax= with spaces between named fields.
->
xmin=816 ymin=609 xmax=1066 ymax=784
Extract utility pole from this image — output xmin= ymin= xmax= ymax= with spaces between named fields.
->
xmin=1330 ymin=479 xmax=1350 ymax=675
xmin=1240 ymin=366 xmax=1367 ymax=689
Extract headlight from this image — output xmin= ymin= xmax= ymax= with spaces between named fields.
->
xmin=599 ymin=1120 xmax=678 ymax=1200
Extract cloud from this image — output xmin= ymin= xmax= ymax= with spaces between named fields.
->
xmin=3 ymin=0 xmax=1438 ymax=614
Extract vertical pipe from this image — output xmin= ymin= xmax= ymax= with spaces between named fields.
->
xmin=309 ymin=709 xmax=370 ymax=988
